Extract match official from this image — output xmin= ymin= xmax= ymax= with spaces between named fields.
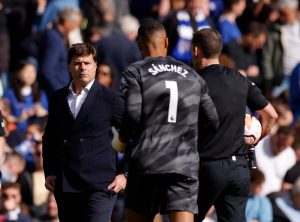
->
xmin=191 ymin=28 xmax=278 ymax=222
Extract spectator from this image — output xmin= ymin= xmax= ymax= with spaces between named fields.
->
xmin=96 ymin=63 xmax=114 ymax=88
xmin=217 ymin=0 xmax=246 ymax=44
xmin=95 ymin=24 xmax=142 ymax=91
xmin=289 ymin=63 xmax=300 ymax=125
xmin=38 ymin=7 xmax=82 ymax=98
xmin=0 ymin=183 xmax=32 ymax=222
xmin=31 ymin=138 xmax=49 ymax=207
xmin=15 ymin=123 xmax=44 ymax=172
xmin=270 ymin=99 xmax=293 ymax=135
xmin=256 ymin=126 xmax=296 ymax=195
xmin=1 ymin=152 xmax=26 ymax=185
xmin=164 ymin=0 xmax=210 ymax=64
xmin=246 ymin=169 xmax=273 ymax=222
xmin=262 ymin=0 xmax=300 ymax=98
xmin=36 ymin=193 xmax=59 ymax=222
xmin=0 ymin=109 xmax=6 ymax=188
xmin=129 ymin=0 xmax=170 ymax=21
xmin=222 ymin=21 xmax=267 ymax=86
xmin=38 ymin=0 xmax=79 ymax=32
xmin=269 ymin=177 xmax=300 ymax=222
xmin=0 ymin=0 xmax=10 ymax=97
xmin=119 ymin=15 xmax=140 ymax=41
xmin=282 ymin=139 xmax=300 ymax=190
xmin=3 ymin=59 xmax=48 ymax=133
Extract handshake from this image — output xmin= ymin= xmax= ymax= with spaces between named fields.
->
xmin=111 ymin=128 xmax=126 ymax=153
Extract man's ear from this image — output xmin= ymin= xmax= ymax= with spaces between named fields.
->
xmin=165 ymin=37 xmax=169 ymax=49
xmin=193 ymin=46 xmax=199 ymax=57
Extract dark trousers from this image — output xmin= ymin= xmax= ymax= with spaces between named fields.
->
xmin=196 ymin=157 xmax=250 ymax=222
xmin=54 ymin=189 xmax=117 ymax=222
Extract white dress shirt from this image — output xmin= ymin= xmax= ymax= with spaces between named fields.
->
xmin=67 ymin=80 xmax=94 ymax=118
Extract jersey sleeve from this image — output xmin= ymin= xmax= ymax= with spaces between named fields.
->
xmin=247 ymin=80 xmax=269 ymax=111
xmin=199 ymin=77 xmax=219 ymax=130
xmin=119 ymin=66 xmax=143 ymax=140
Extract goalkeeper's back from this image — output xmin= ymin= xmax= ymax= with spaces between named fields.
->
xmin=119 ymin=19 xmax=218 ymax=178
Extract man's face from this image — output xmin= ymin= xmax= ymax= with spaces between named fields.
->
xmin=271 ymin=132 xmax=294 ymax=155
xmin=279 ymin=7 xmax=299 ymax=24
xmin=1 ymin=188 xmax=21 ymax=211
xmin=68 ymin=55 xmax=97 ymax=87
xmin=96 ymin=64 xmax=113 ymax=88
xmin=233 ymin=0 xmax=246 ymax=16
xmin=186 ymin=0 xmax=208 ymax=16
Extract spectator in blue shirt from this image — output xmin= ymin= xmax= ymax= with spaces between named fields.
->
xmin=4 ymin=59 xmax=48 ymax=133
xmin=246 ymin=169 xmax=273 ymax=222
xmin=218 ymin=0 xmax=246 ymax=45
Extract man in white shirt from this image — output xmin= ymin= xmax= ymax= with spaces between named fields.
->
xmin=43 ymin=43 xmax=126 ymax=222
xmin=256 ymin=126 xmax=296 ymax=195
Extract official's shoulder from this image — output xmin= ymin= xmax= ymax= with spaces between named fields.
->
xmin=224 ymin=66 xmax=246 ymax=79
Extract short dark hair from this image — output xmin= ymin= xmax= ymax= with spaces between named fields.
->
xmin=223 ymin=0 xmax=242 ymax=10
xmin=250 ymin=169 xmax=265 ymax=185
xmin=138 ymin=18 xmax=166 ymax=42
xmin=68 ymin=43 xmax=97 ymax=64
xmin=276 ymin=126 xmax=295 ymax=137
xmin=192 ymin=28 xmax=222 ymax=58
xmin=2 ymin=182 xmax=21 ymax=193
xmin=244 ymin=21 xmax=266 ymax=36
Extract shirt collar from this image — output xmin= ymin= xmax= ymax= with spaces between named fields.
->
xmin=69 ymin=79 xmax=95 ymax=95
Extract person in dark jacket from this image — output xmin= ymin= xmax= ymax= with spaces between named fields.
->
xmin=42 ymin=43 xmax=126 ymax=222
xmin=38 ymin=7 xmax=81 ymax=98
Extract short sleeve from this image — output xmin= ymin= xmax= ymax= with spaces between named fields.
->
xmin=247 ymin=80 xmax=269 ymax=111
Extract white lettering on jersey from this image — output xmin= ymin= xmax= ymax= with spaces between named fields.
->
xmin=148 ymin=64 xmax=188 ymax=77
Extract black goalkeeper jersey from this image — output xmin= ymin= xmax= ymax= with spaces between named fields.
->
xmin=120 ymin=56 xmax=218 ymax=178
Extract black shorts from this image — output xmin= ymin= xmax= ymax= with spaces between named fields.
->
xmin=125 ymin=173 xmax=198 ymax=217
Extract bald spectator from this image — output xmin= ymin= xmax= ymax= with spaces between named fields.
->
xmin=119 ymin=15 xmax=140 ymax=41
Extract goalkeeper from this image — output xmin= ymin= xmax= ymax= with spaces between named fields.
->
xmin=113 ymin=19 xmax=219 ymax=222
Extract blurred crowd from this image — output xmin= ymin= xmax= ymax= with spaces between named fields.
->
xmin=0 ymin=0 xmax=300 ymax=221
